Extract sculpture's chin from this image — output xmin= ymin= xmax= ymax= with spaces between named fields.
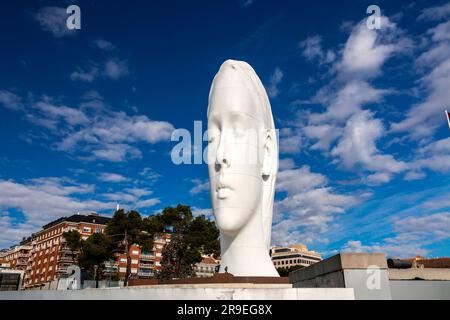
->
xmin=213 ymin=207 xmax=254 ymax=237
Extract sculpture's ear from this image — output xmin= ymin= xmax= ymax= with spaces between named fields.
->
xmin=262 ymin=130 xmax=273 ymax=177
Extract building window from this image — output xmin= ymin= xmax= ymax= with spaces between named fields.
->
xmin=95 ymin=228 xmax=102 ymax=233
xmin=131 ymin=268 xmax=138 ymax=274
xmin=132 ymin=250 xmax=139 ymax=255
xmin=120 ymin=258 xmax=127 ymax=263
xmin=131 ymin=259 xmax=138 ymax=264
xmin=119 ymin=267 xmax=126 ymax=273
xmin=83 ymin=227 xmax=91 ymax=233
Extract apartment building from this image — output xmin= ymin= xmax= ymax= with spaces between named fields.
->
xmin=23 ymin=213 xmax=110 ymax=289
xmin=270 ymin=244 xmax=322 ymax=269
xmin=0 ymin=245 xmax=32 ymax=271
xmin=152 ymin=233 xmax=171 ymax=272
xmin=116 ymin=233 xmax=171 ymax=280
xmin=194 ymin=255 xmax=220 ymax=277
xmin=0 ymin=258 xmax=11 ymax=270
xmin=117 ymin=244 xmax=141 ymax=279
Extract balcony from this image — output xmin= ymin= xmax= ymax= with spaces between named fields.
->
xmin=57 ymin=256 xmax=74 ymax=263
xmin=138 ymin=271 xmax=154 ymax=277
xmin=140 ymin=254 xmax=154 ymax=260
xmin=139 ymin=263 xmax=153 ymax=269
xmin=17 ymin=259 xmax=28 ymax=266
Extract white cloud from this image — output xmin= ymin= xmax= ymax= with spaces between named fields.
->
xmin=299 ymin=35 xmax=335 ymax=65
xmin=0 ymin=89 xmax=175 ymax=162
xmin=99 ymin=173 xmax=129 ymax=183
xmin=0 ymin=178 xmax=116 ymax=236
xmin=32 ymin=99 xmax=89 ymax=127
xmin=278 ymin=158 xmax=295 ymax=170
xmin=139 ymin=167 xmax=162 ymax=183
xmin=343 ymin=212 xmax=450 ymax=258
xmin=338 ymin=17 xmax=409 ymax=79
xmin=418 ymin=2 xmax=450 ymax=21
xmin=267 ymin=67 xmax=283 ymax=98
xmin=34 ymin=7 xmax=75 ymax=38
xmin=342 ymin=240 xmax=429 ymax=258
xmin=303 ymin=124 xmax=342 ymax=151
xmin=293 ymin=16 xmax=408 ymax=160
xmin=309 ymin=81 xmax=390 ymax=124
xmin=104 ymin=58 xmax=129 ymax=80
xmin=331 ymin=111 xmax=406 ymax=179
xmin=58 ymin=111 xmax=174 ymax=161
xmin=429 ymin=20 xmax=450 ymax=41
xmin=279 ymin=127 xmax=302 ymax=154
xmin=404 ymin=171 xmax=426 ymax=181
xmin=124 ymin=188 xmax=152 ymax=197
xmin=189 ymin=179 xmax=210 ymax=195
xmin=102 ymin=187 xmax=158 ymax=210
xmin=70 ymin=67 xmax=100 ymax=83
xmin=365 ymin=172 xmax=392 ymax=186
xmin=276 ymin=165 xmax=327 ymax=194
xmin=408 ymin=137 xmax=450 ymax=174
xmin=422 ymin=193 xmax=450 ymax=211
xmin=90 ymin=143 xmax=142 ymax=162
xmin=70 ymin=58 xmax=129 ymax=82
xmin=391 ymin=19 xmax=450 ymax=138
xmin=135 ymin=198 xmax=161 ymax=208
xmin=272 ymin=165 xmax=357 ymax=246
xmin=0 ymin=90 xmax=23 ymax=110
xmin=92 ymin=39 xmax=116 ymax=51
xmin=28 ymin=177 xmax=94 ymax=196
xmin=0 ymin=215 xmax=37 ymax=248
xmin=0 ymin=175 xmax=161 ymax=247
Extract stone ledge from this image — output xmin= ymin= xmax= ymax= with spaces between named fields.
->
xmin=0 ymin=287 xmax=355 ymax=300
xmin=389 ymin=268 xmax=450 ymax=281
xmin=289 ymin=253 xmax=388 ymax=283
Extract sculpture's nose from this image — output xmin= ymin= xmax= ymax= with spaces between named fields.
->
xmin=216 ymin=134 xmax=231 ymax=169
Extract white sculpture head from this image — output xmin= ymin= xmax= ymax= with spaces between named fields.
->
xmin=207 ymin=59 xmax=278 ymax=276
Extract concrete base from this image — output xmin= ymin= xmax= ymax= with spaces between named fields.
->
xmin=289 ymin=252 xmax=392 ymax=300
xmin=0 ymin=286 xmax=355 ymax=300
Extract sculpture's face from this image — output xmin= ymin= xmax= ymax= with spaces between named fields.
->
xmin=207 ymin=61 xmax=267 ymax=237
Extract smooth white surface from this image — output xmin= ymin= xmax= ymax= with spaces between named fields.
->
xmin=0 ymin=287 xmax=355 ymax=300
xmin=207 ymin=60 xmax=278 ymax=276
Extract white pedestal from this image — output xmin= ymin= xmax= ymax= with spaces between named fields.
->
xmin=0 ymin=285 xmax=354 ymax=300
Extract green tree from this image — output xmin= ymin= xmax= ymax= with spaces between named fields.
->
xmin=78 ymin=233 xmax=113 ymax=288
xmin=185 ymin=215 xmax=220 ymax=258
xmin=105 ymin=209 xmax=155 ymax=285
xmin=158 ymin=233 xmax=194 ymax=280
xmin=158 ymin=205 xmax=220 ymax=281
xmin=62 ymin=230 xmax=82 ymax=263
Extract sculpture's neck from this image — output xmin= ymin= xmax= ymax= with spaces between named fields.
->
xmin=219 ymin=209 xmax=279 ymax=277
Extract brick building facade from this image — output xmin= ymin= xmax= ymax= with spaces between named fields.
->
xmin=0 ymin=245 xmax=32 ymax=271
xmin=116 ymin=233 xmax=171 ymax=280
xmin=23 ymin=213 xmax=110 ymax=289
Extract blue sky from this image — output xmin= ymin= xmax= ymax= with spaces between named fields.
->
xmin=1 ymin=0 xmax=449 ymax=258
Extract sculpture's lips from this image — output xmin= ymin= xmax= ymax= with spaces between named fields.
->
xmin=216 ymin=183 xmax=233 ymax=199
xmin=217 ymin=187 xmax=232 ymax=199
xmin=216 ymin=181 xmax=232 ymax=191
